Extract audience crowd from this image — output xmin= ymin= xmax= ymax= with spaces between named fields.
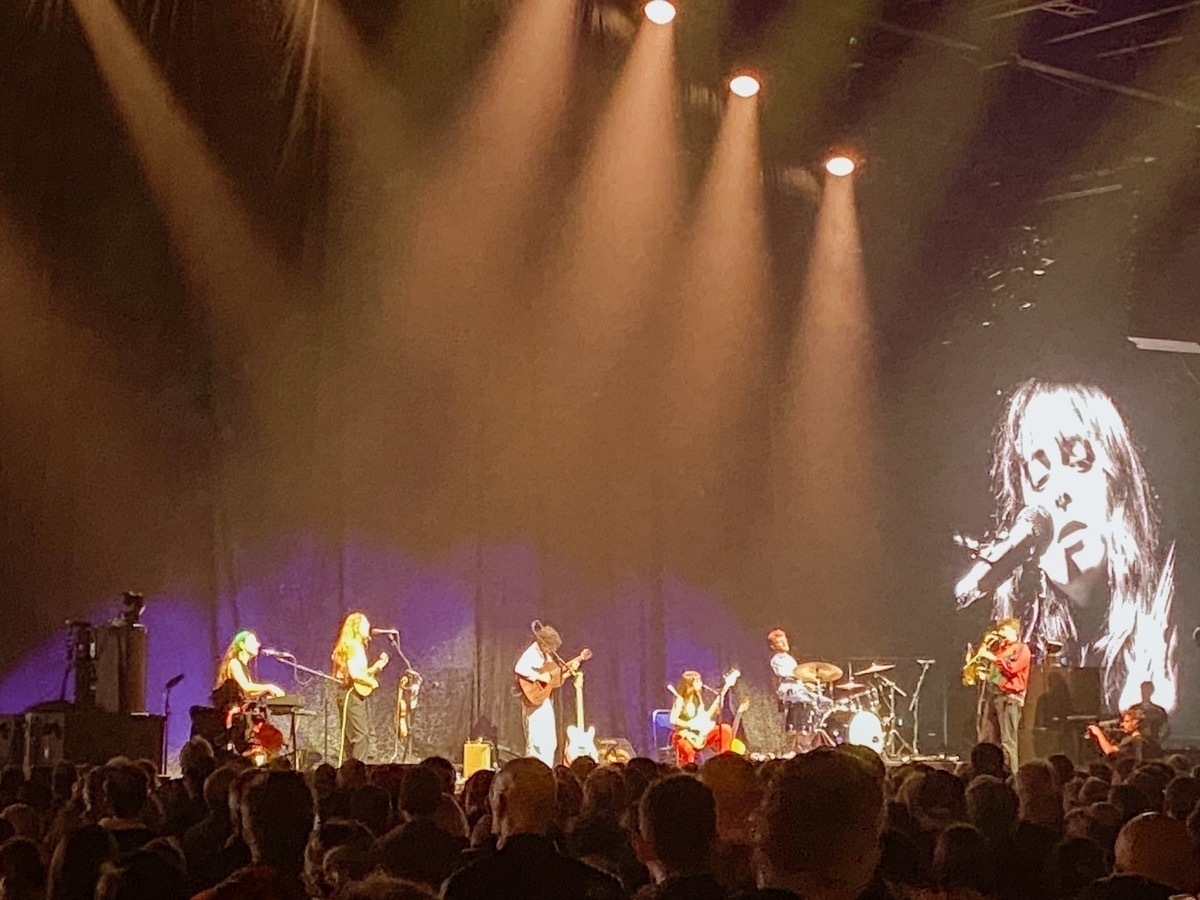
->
xmin=0 ymin=736 xmax=1198 ymax=900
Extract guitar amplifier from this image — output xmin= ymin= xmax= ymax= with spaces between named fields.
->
xmin=598 ymin=737 xmax=635 ymax=764
xmin=463 ymin=741 xmax=493 ymax=778
xmin=25 ymin=710 xmax=164 ymax=769
xmin=0 ymin=716 xmax=24 ymax=767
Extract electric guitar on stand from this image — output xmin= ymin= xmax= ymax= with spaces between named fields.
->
xmin=564 ymin=669 xmax=599 ymax=763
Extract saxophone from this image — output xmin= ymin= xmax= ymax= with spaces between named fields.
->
xmin=962 ymin=628 xmax=1004 ymax=686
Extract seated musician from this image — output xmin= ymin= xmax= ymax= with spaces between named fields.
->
xmin=1087 ymin=707 xmax=1163 ymax=762
xmin=670 ymin=670 xmax=733 ymax=766
xmin=211 ymin=631 xmax=285 ymax=755
xmin=768 ymin=629 xmax=815 ymax=734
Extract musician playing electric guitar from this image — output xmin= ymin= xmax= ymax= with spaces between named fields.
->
xmin=669 ymin=669 xmax=740 ymax=765
xmin=514 ymin=623 xmax=591 ymax=767
xmin=331 ymin=612 xmax=389 ymax=763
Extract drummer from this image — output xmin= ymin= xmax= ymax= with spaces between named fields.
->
xmin=768 ymin=629 xmax=825 ymax=734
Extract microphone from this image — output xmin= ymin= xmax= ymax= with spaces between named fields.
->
xmin=917 ymin=659 xmax=936 ymax=666
xmin=954 ymin=506 xmax=1053 ymax=609
xmin=164 ymin=673 xmax=185 ymax=690
xmin=260 ymin=648 xmax=292 ymax=658
xmin=370 ymin=628 xmax=399 ymax=636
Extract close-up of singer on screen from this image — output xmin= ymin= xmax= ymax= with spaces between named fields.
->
xmin=957 ymin=378 xmax=1178 ymax=712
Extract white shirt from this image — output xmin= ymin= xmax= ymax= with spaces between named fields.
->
xmin=771 ymin=651 xmax=799 ymax=681
xmin=515 ymin=642 xmax=551 ymax=682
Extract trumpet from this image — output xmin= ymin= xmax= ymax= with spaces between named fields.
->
xmin=961 ymin=628 xmax=1004 ymax=686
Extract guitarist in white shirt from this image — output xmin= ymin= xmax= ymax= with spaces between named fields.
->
xmin=513 ymin=624 xmax=565 ymax=767
xmin=331 ymin=612 xmax=389 ymax=763
xmin=669 ymin=670 xmax=738 ymax=765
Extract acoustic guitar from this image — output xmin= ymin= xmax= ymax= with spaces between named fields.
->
xmin=349 ymin=652 xmax=390 ymax=698
xmin=516 ymin=648 xmax=593 ymax=706
xmin=677 ymin=668 xmax=741 ymax=750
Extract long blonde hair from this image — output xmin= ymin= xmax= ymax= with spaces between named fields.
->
xmin=214 ymin=631 xmax=254 ymax=691
xmin=331 ymin=612 xmax=368 ymax=682
xmin=990 ymin=379 xmax=1177 ymax=710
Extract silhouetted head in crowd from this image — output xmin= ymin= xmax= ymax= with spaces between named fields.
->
xmin=202 ymin=766 xmax=240 ymax=820
xmin=490 ymin=758 xmax=556 ymax=846
xmin=241 ymin=770 xmax=315 ymax=874
xmin=51 ymin=763 xmax=76 ymax=806
xmin=1108 ymin=783 xmax=1154 ymax=824
xmin=399 ymin=766 xmax=442 ymax=821
xmin=332 ymin=873 xmax=436 ymax=900
xmin=0 ymin=805 xmax=37 ymax=841
xmin=417 ymin=757 xmax=456 ymax=796
xmin=0 ymin=836 xmax=47 ymax=900
xmin=102 ymin=762 xmax=149 ymax=821
xmin=699 ymin=753 xmax=760 ymax=844
xmin=47 ymin=824 xmax=117 ymax=900
xmin=1015 ymin=760 xmax=1063 ymax=828
xmin=1114 ymin=812 xmax=1199 ymax=893
xmin=581 ymin=765 xmax=626 ymax=818
xmin=322 ymin=843 xmax=375 ymax=896
xmin=1047 ymin=836 xmax=1108 ymax=899
xmin=969 ymin=742 xmax=1007 ymax=780
xmin=305 ymin=819 xmax=374 ymax=897
xmin=933 ymin=824 xmax=994 ymax=896
xmin=636 ymin=775 xmax=716 ymax=883
xmin=338 ymin=759 xmax=368 ymax=792
xmin=95 ymin=847 xmax=185 ymax=900
xmin=461 ymin=770 xmax=495 ymax=828
xmin=178 ymin=737 xmax=216 ymax=794
xmin=754 ymin=750 xmax=884 ymax=900
xmin=965 ymin=775 xmax=1018 ymax=844
xmin=348 ymin=784 xmax=391 ymax=838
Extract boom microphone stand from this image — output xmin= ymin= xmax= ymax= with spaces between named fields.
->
xmin=264 ymin=653 xmax=340 ymax=765
xmin=909 ymin=659 xmax=935 ymax=756
xmin=381 ymin=632 xmax=422 ymax=763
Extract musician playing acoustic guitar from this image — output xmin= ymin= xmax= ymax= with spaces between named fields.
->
xmin=514 ymin=623 xmax=592 ymax=767
xmin=331 ymin=612 xmax=389 ymax=763
xmin=670 ymin=669 xmax=739 ymax=765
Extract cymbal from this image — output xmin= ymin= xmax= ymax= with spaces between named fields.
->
xmin=794 ymin=661 xmax=843 ymax=684
xmin=858 ymin=662 xmax=895 ymax=676
xmin=835 ymin=680 xmax=867 ymax=691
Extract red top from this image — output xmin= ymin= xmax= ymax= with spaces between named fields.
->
xmin=994 ymin=640 xmax=1032 ymax=695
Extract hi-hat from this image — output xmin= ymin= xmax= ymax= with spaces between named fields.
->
xmin=794 ymin=661 xmax=843 ymax=684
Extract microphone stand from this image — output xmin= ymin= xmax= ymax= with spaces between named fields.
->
xmin=264 ymin=654 xmax=340 ymax=765
xmin=909 ymin=660 xmax=934 ymax=755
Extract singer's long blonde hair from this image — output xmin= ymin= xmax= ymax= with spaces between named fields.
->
xmin=331 ymin=612 xmax=368 ymax=683
xmin=990 ymin=379 xmax=1176 ymax=711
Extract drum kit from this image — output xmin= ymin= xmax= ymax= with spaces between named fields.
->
xmin=788 ymin=659 xmax=913 ymax=757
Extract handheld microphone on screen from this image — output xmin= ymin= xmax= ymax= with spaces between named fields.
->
xmin=954 ymin=506 xmax=1053 ymax=609
xmin=531 ymin=620 xmax=543 ymax=635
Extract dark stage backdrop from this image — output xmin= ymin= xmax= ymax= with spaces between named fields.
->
xmin=1 ymin=0 xmax=1199 ymax=766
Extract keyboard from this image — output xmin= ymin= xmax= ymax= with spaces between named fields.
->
xmin=263 ymin=695 xmax=306 ymax=711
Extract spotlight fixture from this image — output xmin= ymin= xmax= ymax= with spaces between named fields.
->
xmin=643 ymin=0 xmax=677 ymax=25
xmin=825 ymin=155 xmax=856 ymax=177
xmin=728 ymin=74 xmax=761 ymax=98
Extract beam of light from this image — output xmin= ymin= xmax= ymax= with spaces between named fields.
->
xmin=771 ymin=171 xmax=882 ymax=616
xmin=825 ymin=154 xmax=856 ymax=177
xmin=69 ymin=0 xmax=290 ymax=345
xmin=660 ymin=90 xmax=767 ymax=555
xmin=729 ymin=74 xmax=761 ymax=98
xmin=644 ymin=1 xmax=677 ymax=25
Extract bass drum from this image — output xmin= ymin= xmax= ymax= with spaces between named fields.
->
xmin=821 ymin=708 xmax=884 ymax=753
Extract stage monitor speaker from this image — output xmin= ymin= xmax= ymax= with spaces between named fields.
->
xmin=463 ymin=741 xmax=493 ymax=778
xmin=598 ymin=737 xmax=635 ymax=764
xmin=0 ymin=715 xmax=24 ymax=767
xmin=1018 ymin=665 xmax=1102 ymax=763
xmin=25 ymin=710 xmax=164 ymax=770
xmin=95 ymin=624 xmax=148 ymax=714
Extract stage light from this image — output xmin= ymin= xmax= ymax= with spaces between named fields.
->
xmin=729 ymin=74 xmax=761 ymax=98
xmin=825 ymin=155 xmax=856 ymax=177
xmin=643 ymin=0 xmax=676 ymax=25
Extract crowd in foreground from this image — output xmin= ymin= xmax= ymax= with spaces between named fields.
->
xmin=0 ymin=738 xmax=1198 ymax=900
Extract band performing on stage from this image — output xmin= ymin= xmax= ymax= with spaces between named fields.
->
xmin=195 ymin=605 xmax=1173 ymax=769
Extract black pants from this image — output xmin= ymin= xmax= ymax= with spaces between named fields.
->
xmin=340 ymin=690 xmax=370 ymax=762
xmin=978 ymin=690 xmax=1023 ymax=774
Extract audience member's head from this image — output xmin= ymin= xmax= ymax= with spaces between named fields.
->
xmin=1047 ymin=836 xmax=1108 ymax=899
xmin=94 ymin=848 xmax=185 ymax=900
xmin=1163 ymin=775 xmax=1200 ymax=821
xmin=306 ymin=819 xmax=375 ymax=896
xmin=1079 ymin=777 xmax=1110 ymax=806
xmin=636 ymin=775 xmax=716 ymax=881
xmin=322 ymin=843 xmax=375 ymax=896
xmin=337 ymin=760 xmax=368 ymax=792
xmin=398 ymin=767 xmax=441 ymax=821
xmin=932 ymin=824 xmax=994 ymax=895
xmin=754 ymin=751 xmax=884 ymax=900
xmin=241 ymin=770 xmax=315 ymax=874
xmin=0 ymin=804 xmax=38 ymax=841
xmin=581 ymin=765 xmax=626 ymax=819
xmin=490 ymin=759 xmax=556 ymax=845
xmin=698 ymin=754 xmax=760 ymax=844
xmin=46 ymin=824 xmax=116 ymax=900
xmin=965 ymin=774 xmax=1017 ymax=840
xmin=969 ymin=742 xmax=1006 ymax=780
xmin=102 ymin=762 xmax=149 ymax=821
xmin=331 ymin=873 xmax=437 ymax=900
xmin=914 ymin=769 xmax=966 ymax=826
xmin=461 ymin=770 xmax=495 ymax=827
xmin=375 ymin=818 xmax=462 ymax=890
xmin=348 ymin=784 xmax=391 ymax=838
xmin=178 ymin=737 xmax=216 ymax=795
xmin=201 ymin=766 xmax=240 ymax=820
xmin=0 ymin=836 xmax=47 ymax=900
xmin=1015 ymin=760 xmax=1062 ymax=828
xmin=416 ymin=758 xmax=456 ymax=796
xmin=1048 ymin=754 xmax=1077 ymax=789
xmin=1109 ymin=783 xmax=1153 ymax=824
xmin=552 ymin=768 xmax=582 ymax=827
xmin=1113 ymin=812 xmax=1199 ymax=894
